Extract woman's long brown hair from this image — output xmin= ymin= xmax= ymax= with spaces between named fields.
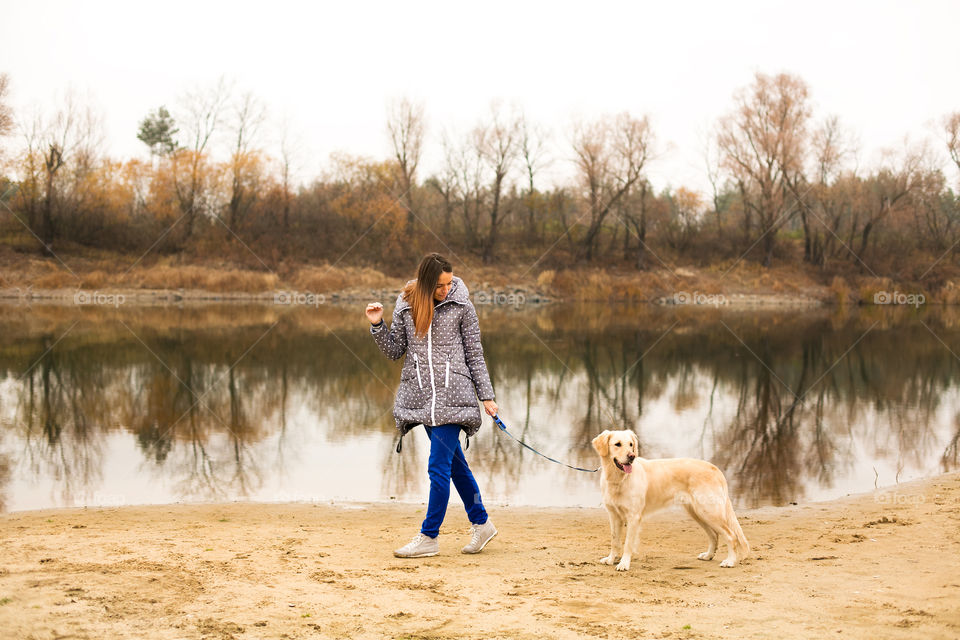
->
xmin=402 ymin=253 xmax=453 ymax=338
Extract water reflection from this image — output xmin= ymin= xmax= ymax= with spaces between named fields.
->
xmin=0 ymin=302 xmax=958 ymax=512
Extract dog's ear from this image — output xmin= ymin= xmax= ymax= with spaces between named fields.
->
xmin=592 ymin=430 xmax=611 ymax=457
xmin=629 ymin=430 xmax=640 ymax=454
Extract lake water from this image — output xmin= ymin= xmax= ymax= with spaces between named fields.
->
xmin=0 ymin=300 xmax=957 ymax=513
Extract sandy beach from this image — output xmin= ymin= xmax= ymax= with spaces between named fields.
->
xmin=1 ymin=473 xmax=958 ymax=640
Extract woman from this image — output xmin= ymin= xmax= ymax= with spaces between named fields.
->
xmin=365 ymin=253 xmax=498 ymax=558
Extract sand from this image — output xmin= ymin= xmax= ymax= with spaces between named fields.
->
xmin=1 ymin=473 xmax=959 ymax=640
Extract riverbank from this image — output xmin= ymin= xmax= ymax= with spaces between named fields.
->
xmin=1 ymin=244 xmax=947 ymax=307
xmin=1 ymin=472 xmax=958 ymax=639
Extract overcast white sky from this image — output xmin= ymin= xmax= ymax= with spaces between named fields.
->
xmin=2 ymin=0 xmax=959 ymax=194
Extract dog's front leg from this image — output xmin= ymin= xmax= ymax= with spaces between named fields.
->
xmin=616 ymin=516 xmax=642 ymax=571
xmin=600 ymin=507 xmax=623 ymax=565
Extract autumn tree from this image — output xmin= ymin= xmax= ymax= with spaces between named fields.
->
xmin=661 ymin=186 xmax=703 ymax=253
xmin=572 ymin=112 xmax=654 ymax=261
xmin=324 ymin=153 xmax=406 ymax=260
xmin=717 ymin=72 xmax=811 ymax=266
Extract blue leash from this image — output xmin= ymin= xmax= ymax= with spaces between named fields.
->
xmin=492 ymin=415 xmax=599 ymax=473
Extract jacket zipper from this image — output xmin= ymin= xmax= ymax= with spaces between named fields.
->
xmin=413 ymin=353 xmax=423 ymax=389
xmin=445 ymin=361 xmax=450 ymax=387
xmin=427 ymin=319 xmax=437 ymax=425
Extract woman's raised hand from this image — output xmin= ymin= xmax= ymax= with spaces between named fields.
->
xmin=365 ymin=302 xmax=384 ymax=325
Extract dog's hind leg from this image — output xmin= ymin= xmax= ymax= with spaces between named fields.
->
xmin=684 ymin=503 xmax=718 ymax=561
xmin=721 ymin=497 xmax=750 ymax=567
xmin=694 ymin=494 xmax=744 ymax=567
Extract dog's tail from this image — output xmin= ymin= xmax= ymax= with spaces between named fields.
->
xmin=726 ymin=497 xmax=750 ymax=560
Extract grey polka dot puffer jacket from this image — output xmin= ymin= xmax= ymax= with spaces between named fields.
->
xmin=371 ymin=276 xmax=495 ymax=438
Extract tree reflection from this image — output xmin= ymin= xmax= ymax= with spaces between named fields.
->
xmin=15 ymin=333 xmax=108 ymax=507
xmin=0 ymin=303 xmax=958 ymax=511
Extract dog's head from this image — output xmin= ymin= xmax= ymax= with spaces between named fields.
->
xmin=591 ymin=430 xmax=639 ymax=474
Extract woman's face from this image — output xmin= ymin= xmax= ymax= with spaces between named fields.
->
xmin=433 ymin=271 xmax=453 ymax=301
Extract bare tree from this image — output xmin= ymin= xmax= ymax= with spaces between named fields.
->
xmin=441 ymin=105 xmax=521 ymax=263
xmin=475 ymin=104 xmax=520 ymax=263
xmin=225 ymin=91 xmax=266 ymax=229
xmin=945 ymin=112 xmax=960 ymax=179
xmin=519 ymin=113 xmax=550 ymax=239
xmin=386 ymin=97 xmax=425 ymax=231
xmin=717 ymin=72 xmax=811 ymax=266
xmin=443 ymin=129 xmax=484 ymax=241
xmin=703 ymin=135 xmax=729 ymax=238
xmin=17 ymin=92 xmax=104 ymax=252
xmin=793 ymin=115 xmax=858 ymax=265
xmin=572 ymin=112 xmax=654 ymax=261
xmin=852 ymin=142 xmax=929 ymax=261
xmin=277 ymin=115 xmax=303 ymax=230
xmin=426 ymin=140 xmax=459 ymax=239
xmin=910 ymin=166 xmax=956 ymax=252
xmin=172 ymin=77 xmax=231 ymax=242
xmin=0 ymin=73 xmax=13 ymax=161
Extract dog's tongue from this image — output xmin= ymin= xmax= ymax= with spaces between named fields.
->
xmin=622 ymin=463 xmax=633 ymax=474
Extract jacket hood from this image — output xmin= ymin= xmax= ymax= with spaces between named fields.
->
xmin=395 ymin=275 xmax=469 ymax=313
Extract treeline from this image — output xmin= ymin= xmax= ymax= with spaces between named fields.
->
xmin=0 ymin=72 xmax=958 ymax=280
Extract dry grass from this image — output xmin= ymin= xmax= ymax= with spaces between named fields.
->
xmin=288 ymin=264 xmax=394 ymax=293
xmin=0 ymin=244 xmax=957 ymax=304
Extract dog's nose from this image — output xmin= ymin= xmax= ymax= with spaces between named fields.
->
xmin=627 ymin=454 xmax=636 ymax=463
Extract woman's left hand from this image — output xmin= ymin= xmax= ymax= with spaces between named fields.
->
xmin=482 ymin=399 xmax=498 ymax=417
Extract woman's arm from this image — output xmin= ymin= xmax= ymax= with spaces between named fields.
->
xmin=460 ymin=302 xmax=495 ymax=401
xmin=368 ymin=299 xmax=408 ymax=360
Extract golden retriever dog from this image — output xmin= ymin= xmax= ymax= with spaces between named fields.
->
xmin=592 ymin=430 xmax=749 ymax=571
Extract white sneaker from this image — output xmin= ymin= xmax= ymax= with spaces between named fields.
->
xmin=461 ymin=520 xmax=498 ymax=554
xmin=394 ymin=533 xmax=439 ymax=558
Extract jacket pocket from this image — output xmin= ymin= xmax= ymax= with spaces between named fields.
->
xmin=444 ymin=361 xmax=450 ymax=387
xmin=446 ymin=369 xmax=478 ymax=407
xmin=413 ymin=353 xmax=423 ymax=389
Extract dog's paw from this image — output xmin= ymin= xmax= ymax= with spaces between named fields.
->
xmin=615 ymin=559 xmax=631 ymax=571
xmin=719 ymin=558 xmax=736 ymax=568
xmin=600 ymin=555 xmax=616 ymax=565
xmin=698 ymin=552 xmax=715 ymax=561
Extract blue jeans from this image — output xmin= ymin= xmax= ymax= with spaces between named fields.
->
xmin=421 ymin=425 xmax=488 ymax=538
